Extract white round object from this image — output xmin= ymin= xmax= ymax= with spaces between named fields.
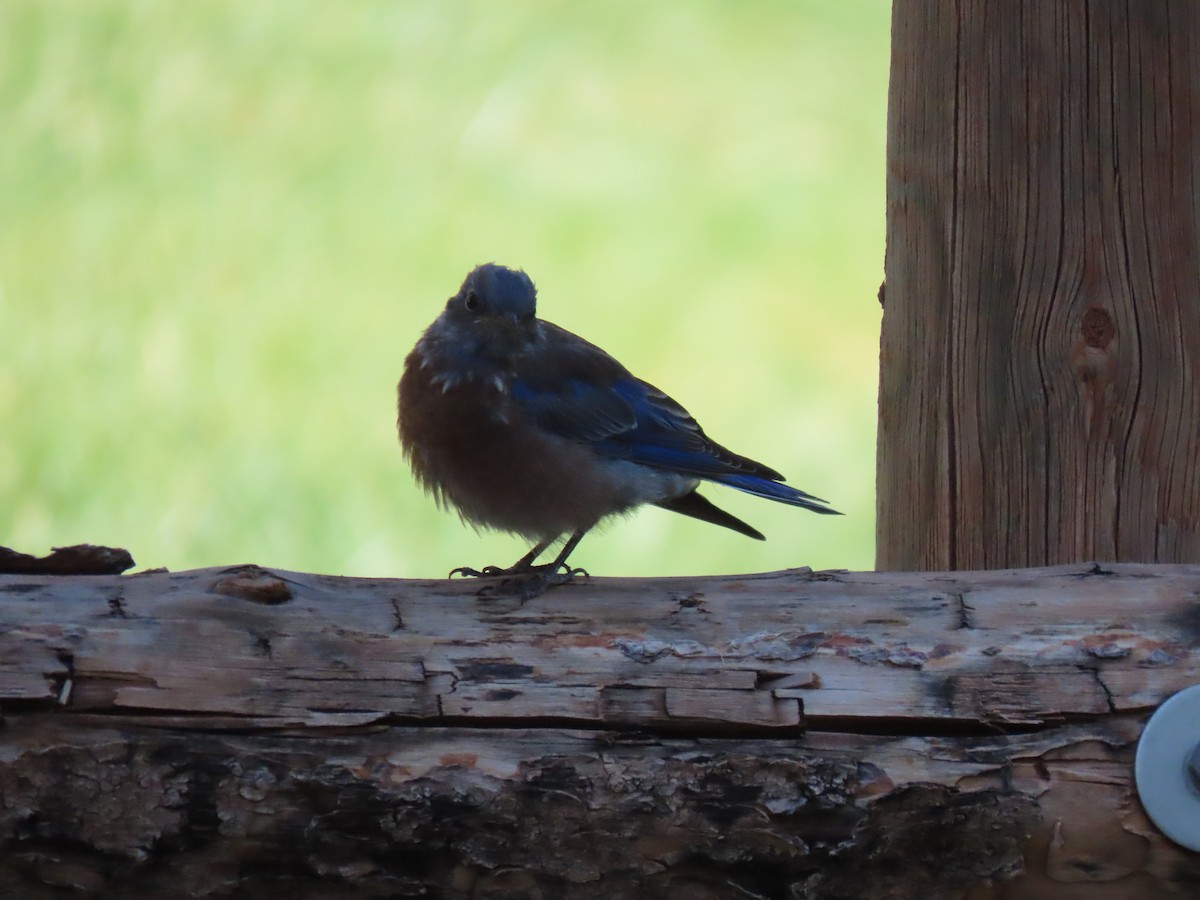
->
xmin=1135 ymin=683 xmax=1200 ymax=851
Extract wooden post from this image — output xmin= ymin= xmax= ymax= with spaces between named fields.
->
xmin=878 ymin=1 xmax=1200 ymax=571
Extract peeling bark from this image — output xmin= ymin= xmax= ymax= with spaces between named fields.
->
xmin=1 ymin=563 xmax=1198 ymax=896
xmin=0 ymin=544 xmax=134 ymax=577
xmin=0 ymin=723 xmax=1049 ymax=900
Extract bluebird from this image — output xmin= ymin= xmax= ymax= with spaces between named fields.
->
xmin=397 ymin=263 xmax=840 ymax=597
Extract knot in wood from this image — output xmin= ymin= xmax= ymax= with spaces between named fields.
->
xmin=1081 ymin=306 xmax=1116 ymax=349
xmin=211 ymin=566 xmax=293 ymax=604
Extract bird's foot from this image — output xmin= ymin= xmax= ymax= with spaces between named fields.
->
xmin=449 ymin=564 xmax=510 ymax=578
xmin=451 ymin=562 xmax=588 ymax=602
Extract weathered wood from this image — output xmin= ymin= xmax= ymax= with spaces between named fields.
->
xmin=1 ymin=563 xmax=1198 ymax=897
xmin=4 ymin=563 xmax=1198 ymax=730
xmin=879 ymin=0 xmax=1200 ymax=570
xmin=0 ymin=543 xmax=134 ymax=576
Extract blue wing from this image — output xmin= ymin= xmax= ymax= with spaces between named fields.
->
xmin=509 ymin=324 xmax=839 ymax=515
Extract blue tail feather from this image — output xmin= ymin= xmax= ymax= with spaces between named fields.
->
xmin=716 ymin=474 xmax=842 ymax=515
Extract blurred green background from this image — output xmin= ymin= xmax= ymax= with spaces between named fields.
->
xmin=1 ymin=1 xmax=888 ymax=578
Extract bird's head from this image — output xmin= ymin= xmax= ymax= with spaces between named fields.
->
xmin=431 ymin=263 xmax=539 ymax=365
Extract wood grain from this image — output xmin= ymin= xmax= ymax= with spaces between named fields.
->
xmin=879 ymin=0 xmax=1200 ymax=570
xmin=1 ymin=563 xmax=1198 ymax=897
xmin=3 ymin=563 xmax=1198 ymax=730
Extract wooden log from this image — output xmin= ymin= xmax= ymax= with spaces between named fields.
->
xmin=2 ymin=563 xmax=1197 ymax=897
xmin=878 ymin=0 xmax=1200 ymax=570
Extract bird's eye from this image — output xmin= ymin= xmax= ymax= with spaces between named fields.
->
xmin=463 ymin=290 xmax=480 ymax=311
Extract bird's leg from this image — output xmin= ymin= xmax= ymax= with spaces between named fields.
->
xmin=448 ymin=538 xmax=553 ymax=579
xmin=450 ymin=531 xmax=590 ymax=601
xmin=509 ymin=540 xmax=558 ymax=572
xmin=502 ymin=530 xmax=590 ymax=600
xmin=538 ymin=530 xmax=589 ymax=579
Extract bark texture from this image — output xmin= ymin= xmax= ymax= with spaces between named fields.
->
xmin=879 ymin=0 xmax=1200 ymax=570
xmin=2 ymin=563 xmax=1198 ymax=897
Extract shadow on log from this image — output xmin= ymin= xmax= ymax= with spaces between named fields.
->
xmin=1 ymin=563 xmax=1198 ymax=897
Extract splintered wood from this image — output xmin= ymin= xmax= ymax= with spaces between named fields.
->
xmin=2 ymin=563 xmax=1192 ymax=730
xmin=1 ymin=563 xmax=1198 ymax=898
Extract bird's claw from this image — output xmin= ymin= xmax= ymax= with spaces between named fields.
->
xmin=453 ymin=563 xmax=588 ymax=602
xmin=448 ymin=565 xmax=507 ymax=578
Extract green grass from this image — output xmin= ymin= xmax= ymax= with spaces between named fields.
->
xmin=1 ymin=0 xmax=889 ymax=578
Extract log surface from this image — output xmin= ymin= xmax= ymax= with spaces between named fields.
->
xmin=3 ymin=562 xmax=1197 ymax=730
xmin=1 ymin=563 xmax=1198 ymax=897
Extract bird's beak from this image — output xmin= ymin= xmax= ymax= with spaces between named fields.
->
xmin=502 ymin=311 xmax=537 ymax=343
